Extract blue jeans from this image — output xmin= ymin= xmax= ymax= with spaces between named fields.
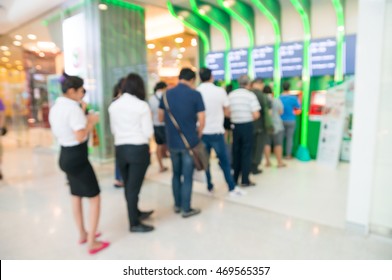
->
xmin=202 ymin=134 xmax=235 ymax=191
xmin=170 ymin=148 xmax=194 ymax=212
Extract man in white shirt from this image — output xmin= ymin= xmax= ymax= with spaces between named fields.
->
xmin=229 ymin=75 xmax=261 ymax=187
xmin=197 ymin=68 xmax=245 ymax=197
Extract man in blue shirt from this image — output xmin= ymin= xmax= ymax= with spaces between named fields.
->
xmin=279 ymin=82 xmax=301 ymax=159
xmin=159 ymin=68 xmax=205 ymax=218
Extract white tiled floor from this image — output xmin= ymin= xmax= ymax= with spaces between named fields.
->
xmin=1 ymin=129 xmax=392 ymax=259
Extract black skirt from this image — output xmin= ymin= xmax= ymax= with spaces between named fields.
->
xmin=59 ymin=141 xmax=100 ymax=197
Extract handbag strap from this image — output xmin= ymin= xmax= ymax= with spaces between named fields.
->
xmin=163 ymin=93 xmax=194 ymax=155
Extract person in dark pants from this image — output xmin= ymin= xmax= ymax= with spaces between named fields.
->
xmin=250 ymin=78 xmax=273 ymax=174
xmin=49 ymin=73 xmax=109 ymax=254
xmin=108 ymin=73 xmax=154 ymax=233
xmin=197 ymin=67 xmax=245 ymax=197
xmin=228 ymin=75 xmax=261 ymax=187
xmin=158 ymin=68 xmax=205 ymax=218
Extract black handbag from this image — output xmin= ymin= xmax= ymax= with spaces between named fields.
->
xmin=163 ymin=94 xmax=209 ymax=171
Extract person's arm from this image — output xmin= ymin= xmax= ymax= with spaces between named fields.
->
xmin=0 ymin=110 xmax=4 ymax=128
xmin=197 ymin=111 xmax=205 ymax=138
xmin=141 ymin=107 xmax=154 ymax=140
xmin=74 ymin=113 xmax=99 ymax=143
xmin=251 ymin=93 xmax=261 ymax=120
xmin=252 ymin=111 xmax=260 ymax=120
xmin=223 ymin=106 xmax=230 ymax=118
xmin=158 ymin=109 xmax=165 ymax=123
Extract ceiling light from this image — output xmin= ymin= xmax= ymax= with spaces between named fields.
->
xmin=27 ymin=34 xmax=37 ymax=40
xmin=0 ymin=46 xmax=9 ymax=51
xmin=98 ymin=4 xmax=108 ymax=10
xmin=39 ymin=52 xmax=45 ymax=58
xmin=337 ymin=26 xmax=345 ymax=32
xmin=17 ymin=65 xmax=24 ymax=71
xmin=156 ymin=51 xmax=163 ymax=56
xmin=3 ymin=51 xmax=11 ymax=56
xmin=13 ymin=41 xmax=22 ymax=47
xmin=1 ymin=57 xmax=9 ymax=62
xmin=199 ymin=9 xmax=206 ymax=15
xmin=163 ymin=46 xmax=170 ymax=52
xmin=180 ymin=47 xmax=186 ymax=53
xmin=147 ymin=43 xmax=155 ymax=49
xmin=191 ymin=38 xmax=197 ymax=47
xmin=177 ymin=54 xmax=183 ymax=59
xmin=15 ymin=60 xmax=22 ymax=65
xmin=175 ymin=37 xmax=184 ymax=44
xmin=178 ymin=11 xmax=190 ymax=19
xmin=15 ymin=35 xmax=23 ymax=40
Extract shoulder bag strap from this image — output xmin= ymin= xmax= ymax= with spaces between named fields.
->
xmin=163 ymin=93 xmax=194 ymax=155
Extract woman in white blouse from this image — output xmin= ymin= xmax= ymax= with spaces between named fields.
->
xmin=49 ymin=74 xmax=109 ymax=254
xmin=108 ymin=73 xmax=154 ymax=233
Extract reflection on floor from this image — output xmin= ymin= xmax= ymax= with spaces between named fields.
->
xmin=1 ymin=130 xmax=391 ymax=259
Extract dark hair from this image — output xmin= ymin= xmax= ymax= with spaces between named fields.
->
xmin=179 ymin=68 xmax=196 ymax=81
xmin=252 ymin=78 xmax=264 ymax=84
xmin=113 ymin=78 xmax=124 ymax=99
xmin=154 ymin=81 xmax=167 ymax=93
xmin=262 ymin=85 xmax=273 ymax=94
xmin=226 ymin=83 xmax=233 ymax=94
xmin=60 ymin=73 xmax=84 ymax=93
xmin=199 ymin=67 xmax=212 ymax=82
xmin=121 ymin=73 xmax=146 ymax=101
xmin=282 ymin=81 xmax=291 ymax=91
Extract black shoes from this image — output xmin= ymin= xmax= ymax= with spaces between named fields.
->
xmin=139 ymin=210 xmax=154 ymax=220
xmin=240 ymin=181 xmax=256 ymax=187
xmin=182 ymin=208 xmax=201 ymax=218
xmin=174 ymin=206 xmax=181 ymax=214
xmin=130 ymin=223 xmax=154 ymax=233
xmin=251 ymin=169 xmax=263 ymax=175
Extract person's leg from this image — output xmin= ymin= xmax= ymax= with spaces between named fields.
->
xmin=274 ymin=131 xmax=286 ymax=167
xmin=126 ymin=146 xmax=150 ymax=227
xmin=241 ymin=123 xmax=254 ymax=185
xmin=232 ymin=125 xmax=242 ymax=184
xmin=202 ymin=135 xmax=214 ymax=191
xmin=170 ymin=149 xmax=182 ymax=210
xmin=251 ymin=132 xmax=262 ymax=173
xmin=72 ymin=195 xmax=87 ymax=242
xmin=264 ymin=145 xmax=272 ymax=167
xmin=114 ymin=160 xmax=123 ymax=187
xmin=181 ymin=150 xmax=194 ymax=213
xmin=157 ymin=144 xmax=165 ymax=171
xmin=87 ymin=194 xmax=104 ymax=250
xmin=286 ymin=122 xmax=296 ymax=158
xmin=212 ymin=134 xmax=236 ymax=191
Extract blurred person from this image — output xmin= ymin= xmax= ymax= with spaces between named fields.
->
xmin=197 ymin=68 xmax=245 ymax=197
xmin=250 ymin=78 xmax=273 ymax=174
xmin=229 ymin=75 xmax=260 ymax=187
xmin=149 ymin=81 xmax=168 ymax=173
xmin=158 ymin=68 xmax=205 ymax=218
xmin=108 ymin=73 xmax=155 ymax=233
xmin=49 ymin=73 xmax=109 ymax=254
xmin=263 ymin=85 xmax=286 ymax=167
xmin=0 ymin=97 xmax=5 ymax=180
xmin=112 ymin=78 xmax=124 ymax=188
xmin=280 ymin=82 xmax=301 ymax=159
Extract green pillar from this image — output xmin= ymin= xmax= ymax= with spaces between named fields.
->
xmin=251 ymin=0 xmax=281 ymax=97
xmin=217 ymin=0 xmax=255 ymax=79
xmin=167 ymin=1 xmax=210 ymax=67
xmin=332 ymin=0 xmax=345 ymax=83
xmin=189 ymin=0 xmax=231 ymax=83
xmin=290 ymin=0 xmax=311 ymax=161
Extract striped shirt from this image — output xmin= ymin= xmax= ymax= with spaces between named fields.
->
xmin=229 ymin=88 xmax=261 ymax=124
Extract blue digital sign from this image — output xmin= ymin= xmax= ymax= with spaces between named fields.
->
xmin=310 ymin=37 xmax=336 ymax=77
xmin=228 ymin=48 xmax=248 ymax=80
xmin=280 ymin=42 xmax=303 ymax=77
xmin=206 ymin=52 xmax=225 ymax=81
xmin=344 ymin=34 xmax=356 ymax=75
xmin=252 ymin=45 xmax=274 ymax=79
